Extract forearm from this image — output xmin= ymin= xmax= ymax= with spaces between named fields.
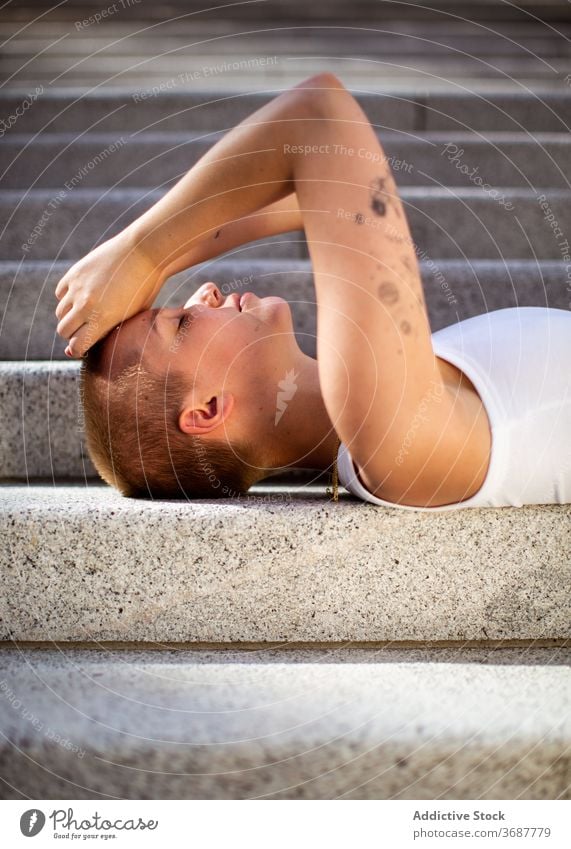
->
xmin=54 ymin=73 xmax=346 ymax=357
xmin=159 ymin=193 xmax=304 ymax=278
xmin=126 ymin=77 xmax=330 ymax=273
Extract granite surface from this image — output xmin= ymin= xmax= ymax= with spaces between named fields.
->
xmin=1 ymin=484 xmax=570 ymax=643
xmin=0 ymin=361 xmax=95 ymax=479
xmin=0 ymin=646 xmax=569 ymax=799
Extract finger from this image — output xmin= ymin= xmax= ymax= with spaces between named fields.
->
xmin=55 ymin=294 xmax=73 ymax=321
xmin=66 ymin=322 xmax=100 ymax=359
xmin=56 ymin=306 xmax=86 ymax=341
xmin=55 ymin=277 xmax=69 ymax=300
xmin=64 ymin=323 xmax=90 ymax=358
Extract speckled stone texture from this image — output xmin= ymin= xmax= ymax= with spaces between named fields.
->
xmin=0 ymin=646 xmax=569 ymax=800
xmin=1 ymin=484 xmax=570 ymax=642
xmin=0 ymin=361 xmax=95 ymax=479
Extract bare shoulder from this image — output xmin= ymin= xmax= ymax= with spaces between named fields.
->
xmin=352 ymin=357 xmax=493 ymax=508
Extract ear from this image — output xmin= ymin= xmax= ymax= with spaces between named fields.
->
xmin=178 ymin=392 xmax=235 ymax=436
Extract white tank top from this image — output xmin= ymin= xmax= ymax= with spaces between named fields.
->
xmin=337 ymin=307 xmax=571 ymax=510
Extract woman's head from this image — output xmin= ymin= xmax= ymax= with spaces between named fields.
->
xmin=81 ymin=281 xmax=299 ymax=498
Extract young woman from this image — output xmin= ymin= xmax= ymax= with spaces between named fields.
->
xmin=54 ymin=72 xmax=571 ymax=509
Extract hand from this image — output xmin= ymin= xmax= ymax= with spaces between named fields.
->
xmin=54 ymin=229 xmax=166 ymax=358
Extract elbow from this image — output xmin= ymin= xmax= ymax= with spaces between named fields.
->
xmin=296 ymin=72 xmax=346 ymax=92
xmin=288 ymin=72 xmax=349 ymax=119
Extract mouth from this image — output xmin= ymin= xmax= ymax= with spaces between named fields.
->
xmin=223 ymin=293 xmax=242 ymax=312
xmin=239 ymin=292 xmax=254 ymax=311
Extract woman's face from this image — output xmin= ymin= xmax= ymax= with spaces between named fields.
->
xmin=103 ymin=281 xmax=298 ymax=425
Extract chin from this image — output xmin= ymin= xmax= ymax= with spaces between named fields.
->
xmin=271 ymin=295 xmax=294 ymax=325
xmin=244 ymin=295 xmax=293 ymax=332
xmin=250 ymin=294 xmax=291 ymax=319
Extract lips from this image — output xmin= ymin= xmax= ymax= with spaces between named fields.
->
xmin=239 ymin=292 xmax=251 ymax=311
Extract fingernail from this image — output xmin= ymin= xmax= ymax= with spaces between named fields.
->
xmin=65 ymin=347 xmax=72 ymax=357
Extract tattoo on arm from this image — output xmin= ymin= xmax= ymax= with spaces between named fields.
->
xmin=369 ymin=174 xmax=402 ymax=218
xmin=377 ymin=281 xmax=400 ymax=305
xmin=351 ymin=177 xmax=426 ymax=340
xmin=377 ymin=282 xmax=423 ymax=337
xmin=369 ymin=177 xmax=387 ymax=216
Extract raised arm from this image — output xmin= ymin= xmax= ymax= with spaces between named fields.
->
xmin=55 ymin=170 xmax=304 ymax=359
xmin=56 ymin=71 xmax=487 ymax=502
xmin=159 ymin=192 xmax=304 ymax=278
xmin=54 ymin=79 xmax=317 ymax=358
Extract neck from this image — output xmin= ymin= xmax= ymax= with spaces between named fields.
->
xmin=264 ymin=352 xmax=340 ymax=474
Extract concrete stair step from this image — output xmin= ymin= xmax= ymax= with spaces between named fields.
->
xmin=12 ymin=76 xmax=568 ymax=94
xmin=6 ymin=56 xmax=568 ymax=88
xmin=0 ymin=361 xmax=91 ymax=479
xmin=5 ymin=33 xmax=569 ymax=58
xmin=1 ymin=484 xmax=570 ymax=642
xmin=5 ymin=1 xmax=569 ymax=92
xmin=1 ymin=89 xmax=570 ymax=134
xmin=2 ymin=258 xmax=570 ymax=363
xmin=3 ymin=131 xmax=570 ymax=189
xmin=7 ymin=0 xmax=571 ymax=23
xmin=1 ymin=645 xmax=570 ymax=799
xmin=3 ymin=187 xmax=570 ymax=260
xmin=4 ymin=19 xmax=571 ymax=36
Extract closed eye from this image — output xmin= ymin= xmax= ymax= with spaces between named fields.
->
xmin=178 ymin=311 xmax=192 ymax=331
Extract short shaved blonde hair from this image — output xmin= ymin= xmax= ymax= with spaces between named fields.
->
xmin=80 ymin=335 xmax=260 ymax=499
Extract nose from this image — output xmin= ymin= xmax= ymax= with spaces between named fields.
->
xmin=184 ymin=281 xmax=223 ymax=309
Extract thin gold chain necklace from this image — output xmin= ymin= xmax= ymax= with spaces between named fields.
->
xmin=326 ymin=435 xmax=342 ymax=502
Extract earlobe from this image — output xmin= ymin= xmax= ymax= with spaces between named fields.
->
xmin=178 ymin=392 xmax=235 ymax=435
